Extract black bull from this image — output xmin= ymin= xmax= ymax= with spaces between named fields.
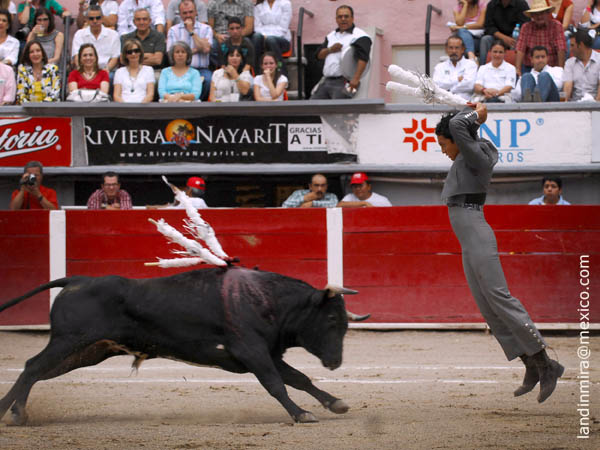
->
xmin=0 ymin=266 xmax=369 ymax=424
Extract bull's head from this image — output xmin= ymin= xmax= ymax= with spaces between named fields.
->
xmin=325 ymin=285 xmax=370 ymax=322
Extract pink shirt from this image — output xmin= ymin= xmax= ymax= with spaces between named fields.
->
xmin=454 ymin=1 xmax=486 ymax=25
xmin=0 ymin=63 xmax=16 ymax=104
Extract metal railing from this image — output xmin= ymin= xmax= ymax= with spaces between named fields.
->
xmin=296 ymin=7 xmax=314 ymax=100
xmin=60 ymin=16 xmax=72 ymax=101
xmin=425 ymin=4 xmax=442 ymax=76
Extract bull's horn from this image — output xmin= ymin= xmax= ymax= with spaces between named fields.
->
xmin=347 ymin=311 xmax=371 ymax=321
xmin=324 ymin=284 xmax=359 ymax=298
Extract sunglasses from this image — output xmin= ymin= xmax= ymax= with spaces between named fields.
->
xmin=88 ymin=16 xmax=102 ymax=21
xmin=126 ymin=48 xmax=141 ymax=55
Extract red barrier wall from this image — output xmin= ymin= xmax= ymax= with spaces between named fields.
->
xmin=342 ymin=206 xmax=600 ymax=324
xmin=0 ymin=211 xmax=51 ymax=326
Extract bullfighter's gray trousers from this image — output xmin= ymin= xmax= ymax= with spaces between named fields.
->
xmin=448 ymin=206 xmax=547 ymax=361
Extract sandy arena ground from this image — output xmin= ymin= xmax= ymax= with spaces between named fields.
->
xmin=0 ymin=330 xmax=597 ymax=449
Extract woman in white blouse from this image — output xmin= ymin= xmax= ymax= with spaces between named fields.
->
xmin=113 ymin=39 xmax=155 ymax=103
xmin=253 ymin=51 xmax=287 ymax=101
xmin=251 ymin=0 xmax=292 ymax=75
xmin=209 ymin=46 xmax=252 ymax=102
xmin=0 ymin=9 xmax=18 ymax=66
xmin=471 ymin=41 xmax=516 ymax=103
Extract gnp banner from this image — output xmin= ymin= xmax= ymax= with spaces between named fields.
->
xmin=0 ymin=117 xmax=72 ymax=167
xmin=84 ymin=116 xmax=358 ymax=164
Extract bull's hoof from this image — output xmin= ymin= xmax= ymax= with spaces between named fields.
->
xmin=296 ymin=412 xmax=318 ymax=423
xmin=9 ymin=409 xmax=28 ymax=426
xmin=328 ymin=399 xmax=349 ymax=414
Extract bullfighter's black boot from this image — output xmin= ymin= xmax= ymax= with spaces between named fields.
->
xmin=514 ymin=354 xmax=538 ymax=397
xmin=531 ymin=349 xmax=565 ymax=403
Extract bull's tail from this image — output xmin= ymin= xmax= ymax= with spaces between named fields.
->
xmin=0 ymin=278 xmax=79 ymax=313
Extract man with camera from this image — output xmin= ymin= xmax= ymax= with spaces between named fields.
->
xmin=10 ymin=161 xmax=59 ymax=210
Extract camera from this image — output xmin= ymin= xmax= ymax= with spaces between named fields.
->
xmin=20 ymin=173 xmax=37 ymax=187
xmin=15 ymin=26 xmax=31 ymax=41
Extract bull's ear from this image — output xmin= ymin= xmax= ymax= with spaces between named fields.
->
xmin=311 ymin=290 xmax=330 ymax=306
xmin=324 ymin=284 xmax=359 ymax=298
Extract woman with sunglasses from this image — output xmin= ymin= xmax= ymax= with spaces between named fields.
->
xmin=25 ymin=7 xmax=63 ymax=65
xmin=114 ymin=39 xmax=154 ymax=103
xmin=67 ymin=43 xmax=109 ymax=94
xmin=17 ymin=0 xmax=70 ymax=31
xmin=16 ymin=39 xmax=60 ymax=103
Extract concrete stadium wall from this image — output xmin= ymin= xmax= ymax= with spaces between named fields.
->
xmin=1 ymin=206 xmax=598 ymax=329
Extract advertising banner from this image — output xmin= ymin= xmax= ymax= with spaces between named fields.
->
xmin=0 ymin=117 xmax=72 ymax=167
xmin=84 ymin=116 xmax=358 ymax=164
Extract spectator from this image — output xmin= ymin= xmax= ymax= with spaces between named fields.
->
xmin=547 ymin=0 xmax=573 ymax=31
xmin=449 ymin=0 xmax=487 ymax=62
xmin=580 ymin=0 xmax=600 ymax=49
xmin=282 ymin=173 xmax=338 ymax=208
xmin=76 ymin=0 xmax=118 ymax=29
xmin=167 ymin=0 xmax=212 ymax=100
xmin=17 ymin=0 xmax=70 ymax=31
xmin=563 ymin=27 xmax=600 ymax=101
xmin=26 ymin=7 xmax=63 ymax=65
xmin=0 ymin=61 xmax=16 ymax=103
xmin=472 ymin=40 xmax=516 ymax=103
xmin=209 ymin=46 xmax=252 ymax=101
xmin=480 ymin=0 xmax=529 ymax=66
xmin=208 ymin=0 xmax=254 ymax=45
xmin=87 ymin=171 xmax=132 ymax=210
xmin=166 ymin=0 xmax=207 ymax=32
xmin=158 ymin=41 xmax=202 ymax=102
xmin=528 ymin=176 xmax=571 ymax=204
xmin=515 ymin=0 xmax=566 ymax=76
xmin=219 ymin=16 xmax=254 ymax=72
xmin=68 ymin=43 xmax=110 ymax=94
xmin=120 ymin=7 xmax=166 ymax=72
xmin=311 ymin=5 xmax=372 ymax=99
xmin=0 ymin=9 xmax=18 ymax=65
xmin=514 ymin=45 xmax=563 ymax=102
xmin=337 ymin=172 xmax=392 ymax=208
xmin=16 ymin=39 xmax=60 ymax=103
xmin=253 ymin=51 xmax=287 ymax=101
xmin=433 ymin=34 xmax=478 ymax=101
xmin=113 ymin=39 xmax=154 ymax=103
xmin=251 ymin=0 xmax=291 ymax=76
xmin=71 ymin=5 xmax=119 ymax=72
xmin=10 ymin=160 xmax=58 ymax=210
xmin=147 ymin=176 xmax=208 ymax=209
xmin=118 ymin=0 xmax=165 ymax=36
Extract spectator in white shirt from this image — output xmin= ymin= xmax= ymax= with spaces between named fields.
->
xmin=251 ymin=0 xmax=291 ymax=76
xmin=71 ymin=5 xmax=120 ymax=72
xmin=167 ymin=0 xmax=212 ymax=100
xmin=118 ymin=0 xmax=165 ymax=36
xmin=514 ymin=45 xmax=563 ymax=102
xmin=433 ymin=34 xmax=478 ymax=101
xmin=166 ymin=0 xmax=207 ymax=33
xmin=77 ymin=0 xmax=118 ymax=29
xmin=0 ymin=8 xmax=18 ymax=66
xmin=337 ymin=172 xmax=392 ymax=208
xmin=471 ymin=40 xmax=516 ymax=103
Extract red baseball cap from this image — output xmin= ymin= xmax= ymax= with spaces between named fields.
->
xmin=350 ymin=172 xmax=368 ymax=185
xmin=186 ymin=176 xmax=206 ymax=190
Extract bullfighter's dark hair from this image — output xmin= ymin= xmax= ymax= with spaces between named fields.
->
xmin=541 ymin=175 xmax=562 ymax=189
xmin=336 ymin=5 xmax=354 ymax=17
xmin=102 ymin=171 xmax=120 ymax=184
xmin=435 ymin=111 xmax=459 ymax=141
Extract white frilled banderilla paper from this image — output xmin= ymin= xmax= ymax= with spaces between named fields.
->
xmin=146 ymin=176 xmax=229 ymax=268
xmin=385 ymin=64 xmax=467 ymax=106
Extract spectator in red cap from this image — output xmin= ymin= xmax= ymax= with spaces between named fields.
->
xmin=87 ymin=171 xmax=132 ymax=210
xmin=337 ymin=172 xmax=392 ymax=208
xmin=282 ymin=173 xmax=338 ymax=208
xmin=147 ymin=176 xmax=208 ymax=209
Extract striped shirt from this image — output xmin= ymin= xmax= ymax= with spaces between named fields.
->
xmin=167 ymin=21 xmax=213 ymax=69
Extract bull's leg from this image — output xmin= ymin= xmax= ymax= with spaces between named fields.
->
xmin=274 ymin=358 xmax=349 ymax=414
xmin=228 ymin=345 xmax=318 ymax=423
xmin=0 ymin=337 xmax=118 ymax=425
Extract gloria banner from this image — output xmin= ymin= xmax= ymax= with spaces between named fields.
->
xmin=84 ymin=116 xmax=358 ymax=164
xmin=0 ymin=117 xmax=72 ymax=167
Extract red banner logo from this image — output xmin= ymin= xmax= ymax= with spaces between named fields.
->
xmin=0 ymin=117 xmax=72 ymax=167
xmin=403 ymin=118 xmax=437 ymax=152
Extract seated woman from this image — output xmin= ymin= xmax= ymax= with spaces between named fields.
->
xmin=26 ymin=7 xmax=63 ymax=65
xmin=449 ymin=0 xmax=486 ymax=62
xmin=209 ymin=46 xmax=252 ymax=102
xmin=67 ymin=43 xmax=109 ymax=94
xmin=158 ymin=41 xmax=202 ymax=102
xmin=113 ymin=39 xmax=154 ymax=103
xmin=16 ymin=39 xmax=60 ymax=103
xmin=0 ymin=60 xmax=16 ymax=104
xmin=253 ymin=51 xmax=287 ymax=101
xmin=0 ymin=8 xmax=19 ymax=65
xmin=251 ymin=0 xmax=292 ymax=75
xmin=17 ymin=0 xmax=70 ymax=32
xmin=472 ymin=40 xmax=516 ymax=103
xmin=581 ymin=0 xmax=600 ymax=49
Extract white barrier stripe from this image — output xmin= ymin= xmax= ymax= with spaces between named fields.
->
xmin=49 ymin=210 xmax=66 ymax=308
xmin=326 ymin=207 xmax=344 ymax=287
